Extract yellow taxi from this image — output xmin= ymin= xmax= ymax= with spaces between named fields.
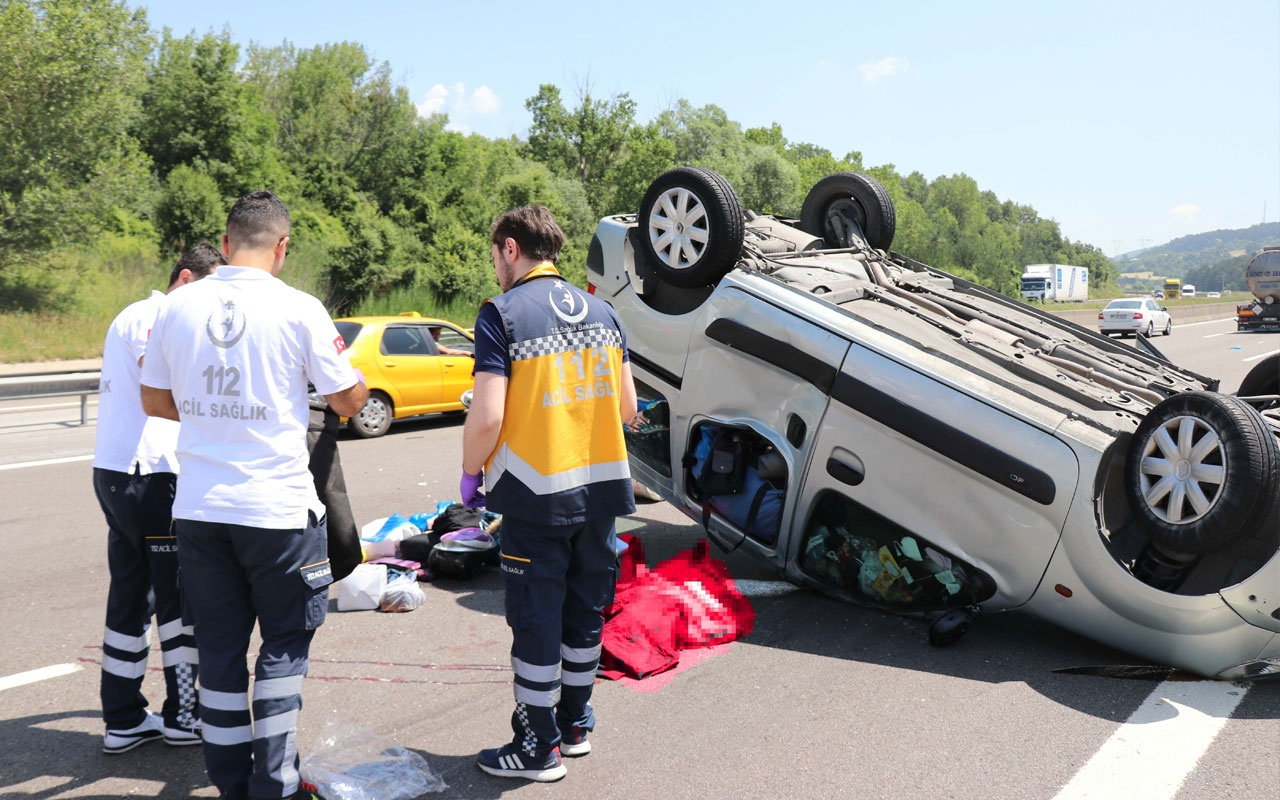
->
xmin=334 ymin=313 xmax=475 ymax=438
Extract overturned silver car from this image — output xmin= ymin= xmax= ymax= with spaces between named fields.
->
xmin=587 ymin=167 xmax=1280 ymax=680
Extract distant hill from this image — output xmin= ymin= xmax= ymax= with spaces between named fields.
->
xmin=1116 ymin=222 xmax=1280 ymax=277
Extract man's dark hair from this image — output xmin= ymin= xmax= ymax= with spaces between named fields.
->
xmin=491 ymin=206 xmax=565 ymax=264
xmin=168 ymin=241 xmax=227 ymax=286
xmin=226 ymin=189 xmax=291 ymax=252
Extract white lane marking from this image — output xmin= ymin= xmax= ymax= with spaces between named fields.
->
xmin=1178 ymin=317 xmax=1237 ymax=328
xmin=1053 ymin=679 xmax=1248 ymax=800
xmin=0 ymin=663 xmax=83 ymax=692
xmin=0 ymin=454 xmax=93 ymax=471
xmin=1203 ymin=332 xmax=1227 ymax=338
xmin=1242 ymin=349 xmax=1279 ymax=363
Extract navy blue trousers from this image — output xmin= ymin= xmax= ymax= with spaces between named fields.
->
xmin=499 ymin=516 xmax=618 ymax=757
xmin=93 ymin=468 xmax=199 ymax=731
xmin=176 ymin=516 xmax=331 ymax=800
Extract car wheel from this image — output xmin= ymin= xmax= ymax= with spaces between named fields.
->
xmin=1237 ymin=353 xmax=1279 ymax=412
xmin=800 ymin=172 xmax=897 ymax=251
xmin=1124 ymin=391 xmax=1280 ymax=555
xmin=637 ymin=167 xmax=744 ymax=288
xmin=350 ymin=391 xmax=393 ymax=438
xmin=1163 ymin=318 xmax=1172 ymax=336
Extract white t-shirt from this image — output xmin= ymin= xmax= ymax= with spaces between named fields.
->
xmin=141 ymin=266 xmax=356 ymax=528
xmin=92 ymin=291 xmax=180 ymax=475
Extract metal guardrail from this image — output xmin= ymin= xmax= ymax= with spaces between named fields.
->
xmin=0 ymin=371 xmax=101 ymax=425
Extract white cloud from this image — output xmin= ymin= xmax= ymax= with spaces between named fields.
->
xmin=858 ymin=56 xmax=909 ymax=83
xmin=416 ymin=82 xmax=501 ymax=126
xmin=417 ymin=84 xmax=449 ymax=117
xmin=1168 ymin=203 xmax=1202 ymax=227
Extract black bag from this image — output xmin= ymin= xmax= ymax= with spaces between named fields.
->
xmin=307 ymin=407 xmax=362 ymax=583
xmin=696 ymin=428 xmax=748 ymax=497
xmin=432 ymin=503 xmax=483 ymax=534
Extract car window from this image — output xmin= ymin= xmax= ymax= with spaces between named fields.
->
xmin=432 ymin=325 xmax=475 ymax=354
xmin=798 ymin=490 xmax=994 ymax=611
xmin=1107 ymin=300 xmax=1141 ymax=310
xmin=334 ymin=321 xmax=363 ymax=349
xmin=381 ymin=325 xmax=433 ymax=356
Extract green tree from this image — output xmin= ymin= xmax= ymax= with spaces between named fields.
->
xmin=138 ymin=30 xmax=288 ymax=200
xmin=525 ymin=83 xmax=637 ymax=216
xmin=0 ymin=0 xmax=153 ymax=308
xmin=154 ymin=165 xmax=224 ymax=253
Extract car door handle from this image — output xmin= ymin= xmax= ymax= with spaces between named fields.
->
xmin=826 ymin=457 xmax=864 ymax=486
xmin=383 ymin=361 xmax=396 ymax=367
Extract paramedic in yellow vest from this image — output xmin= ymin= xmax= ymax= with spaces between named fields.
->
xmin=461 ymin=205 xmax=637 ymax=782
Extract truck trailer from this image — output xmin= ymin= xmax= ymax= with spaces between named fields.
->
xmin=1019 ymin=263 xmax=1088 ymax=303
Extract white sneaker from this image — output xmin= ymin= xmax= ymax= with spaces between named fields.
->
xmin=103 ymin=712 xmax=164 ymax=754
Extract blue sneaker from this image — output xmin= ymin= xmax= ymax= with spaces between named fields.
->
xmin=476 ymin=743 xmax=566 ymax=782
xmin=559 ymin=727 xmax=591 ymax=757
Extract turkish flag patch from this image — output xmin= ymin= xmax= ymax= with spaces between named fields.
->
xmin=333 ymin=335 xmax=346 ymax=354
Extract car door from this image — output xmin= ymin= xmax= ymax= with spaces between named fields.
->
xmin=377 ymin=324 xmax=444 ymax=415
xmin=795 ymin=342 xmax=1081 ymax=609
xmin=431 ymin=324 xmax=475 ymax=408
xmin=672 ymin=285 xmax=852 ymax=568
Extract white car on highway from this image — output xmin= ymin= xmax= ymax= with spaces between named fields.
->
xmin=1098 ymin=298 xmax=1172 ymax=337
xmin=588 ymin=166 xmax=1280 ymax=680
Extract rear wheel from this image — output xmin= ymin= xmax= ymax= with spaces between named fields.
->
xmin=1237 ymin=353 xmax=1279 ymax=412
xmin=637 ymin=167 xmax=744 ymax=288
xmin=350 ymin=391 xmax=393 ymax=438
xmin=1144 ymin=322 xmax=1154 ymax=337
xmin=1124 ymin=391 xmax=1279 ymax=554
xmin=800 ymin=172 xmax=896 ymax=250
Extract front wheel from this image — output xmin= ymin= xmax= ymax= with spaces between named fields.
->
xmin=1163 ymin=318 xmax=1172 ymax=336
xmin=1124 ymin=391 xmax=1279 ymax=554
xmin=349 ymin=391 xmax=393 ymax=438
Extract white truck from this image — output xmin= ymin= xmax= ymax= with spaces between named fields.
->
xmin=1020 ymin=263 xmax=1088 ymax=303
xmin=1181 ymin=284 xmax=1197 ymax=298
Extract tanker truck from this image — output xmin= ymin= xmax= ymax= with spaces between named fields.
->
xmin=1237 ymin=246 xmax=1280 ymax=331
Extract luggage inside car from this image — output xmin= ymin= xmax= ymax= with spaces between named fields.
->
xmin=685 ymin=422 xmax=785 ymax=546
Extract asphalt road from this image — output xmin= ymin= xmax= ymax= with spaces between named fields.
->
xmin=0 ymin=316 xmax=1276 ymax=799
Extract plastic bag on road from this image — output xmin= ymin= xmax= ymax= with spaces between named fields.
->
xmin=301 ymin=717 xmax=447 ymax=799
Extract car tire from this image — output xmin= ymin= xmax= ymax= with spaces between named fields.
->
xmin=1163 ymin=318 xmax=1172 ymax=336
xmin=800 ymin=172 xmax=896 ymax=251
xmin=1237 ymin=353 xmax=1279 ymax=412
xmin=1124 ymin=391 xmax=1280 ymax=555
xmin=1144 ymin=322 xmax=1154 ymax=337
xmin=637 ymin=167 xmax=745 ymax=288
xmin=349 ymin=390 xmax=393 ymax=439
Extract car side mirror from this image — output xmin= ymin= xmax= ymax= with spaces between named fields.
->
xmin=1161 ymin=307 xmax=1168 ymax=311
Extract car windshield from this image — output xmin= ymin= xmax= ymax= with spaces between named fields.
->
xmin=334 ymin=321 xmax=363 ymax=348
xmin=1106 ymin=300 xmax=1142 ymax=310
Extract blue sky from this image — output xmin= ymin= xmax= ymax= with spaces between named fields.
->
xmin=137 ymin=0 xmax=1279 ymax=256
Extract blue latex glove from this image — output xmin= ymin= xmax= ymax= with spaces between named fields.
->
xmin=460 ymin=470 xmax=486 ymax=508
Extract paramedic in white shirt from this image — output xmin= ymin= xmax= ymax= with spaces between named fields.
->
xmin=93 ymin=242 xmax=225 ymax=755
xmin=141 ymin=190 xmax=367 ymax=800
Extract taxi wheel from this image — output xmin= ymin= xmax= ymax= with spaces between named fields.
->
xmin=1237 ymin=353 xmax=1279 ymax=412
xmin=350 ymin=391 xmax=393 ymax=438
xmin=1124 ymin=391 xmax=1279 ymax=555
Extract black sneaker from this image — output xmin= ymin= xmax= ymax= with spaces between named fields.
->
xmin=559 ymin=727 xmax=591 ymax=757
xmin=163 ymin=720 xmax=202 ymax=747
xmin=476 ymin=743 xmax=567 ymax=782
xmin=103 ymin=712 xmax=164 ymax=754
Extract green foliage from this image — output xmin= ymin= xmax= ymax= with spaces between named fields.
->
xmin=155 ymin=165 xmax=224 ymax=253
xmin=1183 ymin=252 xmax=1254 ymax=294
